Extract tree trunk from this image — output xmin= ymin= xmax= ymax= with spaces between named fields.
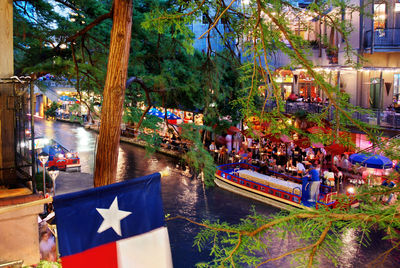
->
xmin=93 ymin=0 xmax=133 ymax=187
xmin=0 ymin=0 xmax=15 ymax=185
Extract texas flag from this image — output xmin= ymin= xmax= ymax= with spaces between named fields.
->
xmin=53 ymin=173 xmax=173 ymax=267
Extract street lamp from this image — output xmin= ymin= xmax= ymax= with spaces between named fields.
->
xmin=48 ymin=166 xmax=59 ymax=196
xmin=38 ymin=152 xmax=49 ymax=196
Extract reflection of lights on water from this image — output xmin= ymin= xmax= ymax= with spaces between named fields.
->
xmin=170 ymin=168 xmax=199 ymax=215
xmin=116 ymin=147 xmax=126 ymax=182
xmin=148 ymin=158 xmax=159 ymax=170
xmin=76 ymin=128 xmax=92 ymax=152
xmin=340 ymin=228 xmax=360 ymax=267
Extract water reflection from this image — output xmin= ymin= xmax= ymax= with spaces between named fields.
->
xmin=116 ymin=147 xmax=127 ymax=182
xmin=74 ymin=127 xmax=93 ymax=152
xmin=35 ymin=119 xmax=400 ymax=267
xmin=339 ymin=228 xmax=360 ymax=268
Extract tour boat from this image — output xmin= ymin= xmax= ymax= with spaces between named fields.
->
xmin=214 ymin=163 xmax=338 ymax=210
xmin=37 ymin=140 xmax=81 ymax=172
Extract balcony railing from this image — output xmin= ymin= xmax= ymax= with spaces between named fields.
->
xmin=364 ymin=28 xmax=400 ymax=49
xmin=265 ymin=101 xmax=400 ymax=129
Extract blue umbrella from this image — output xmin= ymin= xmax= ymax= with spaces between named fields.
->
xmin=349 ymin=153 xmax=393 ymax=169
xmin=59 ymin=95 xmax=72 ymax=101
xmin=147 ymin=108 xmax=164 ymax=118
xmin=166 ymin=111 xmax=181 ymax=120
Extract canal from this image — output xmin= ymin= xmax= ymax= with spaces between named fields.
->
xmin=35 ymin=119 xmax=399 ymax=267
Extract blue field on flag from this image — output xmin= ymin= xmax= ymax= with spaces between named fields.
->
xmin=53 ymin=172 xmax=172 ymax=267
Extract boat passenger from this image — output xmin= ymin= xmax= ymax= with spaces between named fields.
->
xmin=229 ymin=148 xmax=237 ymax=163
xmin=307 ymin=165 xmax=321 ymax=202
xmin=296 ymin=160 xmax=306 ymax=176
xmin=323 ymin=168 xmax=335 ymax=187
xmin=259 ymin=162 xmax=269 ymax=175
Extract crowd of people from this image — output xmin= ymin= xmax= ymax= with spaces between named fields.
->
xmin=114 ymin=123 xmax=392 ymax=192
xmin=206 ymin=133 xmax=381 ymax=191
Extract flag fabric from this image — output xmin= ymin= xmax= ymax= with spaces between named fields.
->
xmin=53 ymin=173 xmax=173 ymax=268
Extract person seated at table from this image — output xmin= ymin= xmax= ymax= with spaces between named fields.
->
xmin=276 ymin=165 xmax=285 ymax=173
xmin=209 ymin=141 xmax=218 ymax=161
xmin=300 ymin=148 xmax=307 ymax=161
xmin=229 ymin=148 xmax=237 ymax=163
xmin=296 ymin=160 xmax=306 ymax=176
xmin=305 ymin=147 xmax=315 ymax=161
xmin=293 ymin=145 xmax=301 ymax=162
xmin=323 ymin=168 xmax=335 ymax=187
xmin=268 ymin=157 xmax=277 ymax=171
xmin=340 ymin=154 xmax=351 ymax=171
xmin=285 ymin=159 xmax=295 ymax=173
xmin=218 ymin=145 xmax=228 ymax=164
xmin=209 ymin=141 xmax=217 ymax=151
xmin=245 ymin=148 xmax=253 ymax=163
xmin=253 ymin=142 xmax=261 ymax=160
xmin=315 ymin=149 xmax=323 ymax=161
xmin=259 ymin=162 xmax=269 ymax=175
xmin=238 ymin=147 xmax=248 ymax=163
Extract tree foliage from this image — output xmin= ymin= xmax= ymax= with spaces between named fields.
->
xmin=12 ymin=0 xmax=400 ymax=266
xmin=150 ymin=0 xmax=400 ymax=266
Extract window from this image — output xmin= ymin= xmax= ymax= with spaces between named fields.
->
xmin=253 ymin=185 xmax=258 ymax=190
xmin=276 ymin=192 xmax=282 ymax=198
xmin=394 ymin=74 xmax=400 ymax=102
xmin=202 ymin=12 xmax=208 ymax=24
xmin=374 ymin=3 xmax=386 ymax=30
xmin=246 ymin=182 xmax=251 ymax=187
xmin=268 ymin=189 xmax=274 ymax=195
xmin=261 ymin=187 xmax=265 ymax=191
xmin=284 ymin=194 xmax=290 ymax=200
xmin=396 ymin=1 xmax=400 ymax=12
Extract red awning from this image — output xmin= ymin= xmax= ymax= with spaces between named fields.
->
xmin=266 ymin=134 xmax=292 ymax=143
xmin=311 ymin=142 xmax=324 ymax=148
xmin=228 ymin=126 xmax=241 ymax=133
xmin=325 ymin=143 xmax=348 ymax=155
xmin=307 ymin=126 xmax=330 ymax=134
xmin=294 ymin=138 xmax=310 ymax=149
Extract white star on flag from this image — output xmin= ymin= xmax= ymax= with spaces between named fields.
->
xmin=96 ymin=197 xmax=132 ymax=236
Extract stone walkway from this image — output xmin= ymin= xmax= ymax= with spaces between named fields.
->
xmin=55 ymin=171 xmax=93 ymax=195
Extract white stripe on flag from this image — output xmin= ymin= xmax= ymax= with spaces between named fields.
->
xmin=117 ymin=227 xmax=173 ymax=268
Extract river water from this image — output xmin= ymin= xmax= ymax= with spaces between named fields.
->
xmin=35 ymin=119 xmax=400 ymax=267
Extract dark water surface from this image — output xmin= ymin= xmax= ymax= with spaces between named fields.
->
xmin=35 ymin=119 xmax=400 ymax=267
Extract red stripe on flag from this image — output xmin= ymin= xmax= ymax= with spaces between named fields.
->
xmin=61 ymin=242 xmax=118 ymax=268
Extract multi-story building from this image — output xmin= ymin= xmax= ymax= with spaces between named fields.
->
xmin=360 ymin=0 xmax=400 ymax=110
xmin=270 ymin=0 xmax=400 ymax=112
xmin=189 ymin=1 xmax=400 ymax=128
xmin=189 ymin=1 xmax=242 ymax=55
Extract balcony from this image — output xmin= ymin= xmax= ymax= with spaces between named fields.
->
xmin=364 ymin=28 xmax=400 ymax=51
xmin=264 ymin=101 xmax=400 ymax=129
